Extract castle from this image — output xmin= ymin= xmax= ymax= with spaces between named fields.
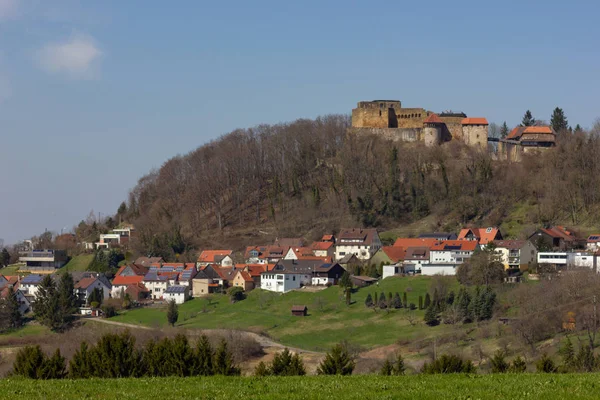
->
xmin=350 ymin=100 xmax=489 ymax=149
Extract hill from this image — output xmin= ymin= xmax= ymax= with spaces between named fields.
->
xmin=2 ymin=374 xmax=600 ymax=399
xmin=113 ymin=115 xmax=600 ymax=258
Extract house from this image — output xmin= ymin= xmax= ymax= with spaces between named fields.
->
xmin=493 ymin=240 xmax=537 ymax=271
xmin=134 ymin=257 xmax=164 ymax=266
xmin=233 ymin=263 xmax=272 ymax=287
xmin=393 ymin=238 xmax=439 ymax=249
xmin=96 ymin=225 xmax=135 ymax=249
xmin=74 ymin=276 xmax=112 ymax=305
xmin=260 ymin=260 xmax=345 ymax=292
xmin=163 ymin=285 xmax=189 ymax=304
xmin=382 ymin=264 xmax=403 ymax=279
xmin=586 ymin=235 xmax=600 ymax=252
xmin=142 ymin=272 xmax=170 ymax=300
xmin=566 ymin=252 xmax=598 ymax=270
xmin=350 ymin=275 xmax=378 ymax=287
xmin=19 ymin=274 xmax=44 ymax=297
xmin=403 ymin=247 xmax=431 ymax=274
xmin=197 ymin=250 xmax=234 ymax=267
xmin=18 ymin=250 xmax=67 ymax=271
xmin=291 ymin=305 xmax=307 ymax=317
xmin=0 ymin=286 xmax=30 ymax=314
xmin=418 ymin=232 xmax=458 ymax=241
xmin=321 ymin=234 xmax=336 ymax=243
xmin=192 ymin=264 xmax=225 ymax=297
xmin=370 ymin=246 xmax=406 ymax=267
xmin=111 ymin=264 xmax=149 ymax=297
xmin=311 ymin=263 xmax=346 ymax=286
xmin=457 ymin=227 xmax=503 ymax=245
xmin=425 ymin=240 xmax=478 ymax=275
xmin=310 ymin=241 xmax=335 ymax=258
xmin=125 ymin=283 xmax=150 ymax=301
xmin=231 ymin=270 xmax=254 ymax=291
xmin=142 ymin=263 xmax=198 ymax=300
xmin=284 ymin=247 xmax=315 ymax=260
xmin=537 ymin=252 xmax=568 ymax=268
xmin=528 ymin=226 xmax=583 ymax=251
xmin=335 ymin=228 xmax=382 ymax=261
xmin=244 ymin=245 xmax=289 ymax=264
xmin=337 ymin=254 xmax=361 ymax=270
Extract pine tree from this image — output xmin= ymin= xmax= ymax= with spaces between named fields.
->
xmin=446 ymin=291 xmax=455 ymax=305
xmin=378 ymin=292 xmax=387 ymax=309
xmin=316 ymin=342 xmax=355 ymax=375
xmin=424 ymin=293 xmax=431 ymax=309
xmin=88 ymin=331 xmax=144 ymax=378
xmin=559 ymin=337 xmax=575 ymax=371
xmin=509 ymin=356 xmax=527 ymax=373
xmin=469 ymin=287 xmax=483 ymax=322
xmin=42 ymin=349 xmax=66 ymax=379
xmin=480 ymin=286 xmax=496 ymax=321
xmin=392 ymin=292 xmax=402 ymax=309
xmin=0 ymin=248 xmax=10 ymax=267
xmin=58 ymin=272 xmax=77 ymax=320
xmin=456 ymin=288 xmax=471 ymax=323
xmin=521 ymin=110 xmax=536 ymax=127
xmin=6 ymin=286 xmax=23 ymax=329
xmin=393 ymin=353 xmax=406 ymax=375
xmin=12 ymin=345 xmax=47 ymax=378
xmin=550 ymin=107 xmax=569 ymax=133
xmin=379 ymin=359 xmax=393 ymax=375
xmin=33 ymin=275 xmax=63 ymax=331
xmin=170 ymin=334 xmax=194 ymax=377
xmin=500 ymin=121 xmax=509 ymax=138
xmin=167 ymin=299 xmax=179 ymax=327
xmin=213 ymin=339 xmax=240 ymax=376
xmin=490 ymin=350 xmax=509 ymax=373
xmin=403 ymin=292 xmax=407 ymax=308
xmin=418 ymin=295 xmax=423 ymax=310
xmin=254 ymin=361 xmax=270 ymax=376
xmin=574 ymin=124 xmax=583 ymax=133
xmin=424 ymin=304 xmax=439 ymax=326
xmin=575 ymin=344 xmax=596 ymax=372
xmin=364 ymin=293 xmax=373 ymax=308
xmin=270 ymin=348 xmax=305 ymax=376
xmin=536 ymin=353 xmax=557 ymax=373
xmin=69 ymin=342 xmax=92 ymax=378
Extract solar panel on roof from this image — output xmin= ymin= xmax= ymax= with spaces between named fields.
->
xmin=445 ymin=245 xmax=462 ymax=250
xmin=166 ymin=286 xmax=186 ymax=293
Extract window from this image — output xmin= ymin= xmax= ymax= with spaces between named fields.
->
xmin=293 ymin=276 xmax=296 ymax=281
xmin=339 ymin=252 xmax=346 ymax=256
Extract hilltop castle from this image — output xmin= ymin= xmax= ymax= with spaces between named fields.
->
xmin=350 ymin=100 xmax=489 ymax=149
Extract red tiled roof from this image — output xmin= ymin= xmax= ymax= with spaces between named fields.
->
xmin=424 ymin=114 xmax=443 ymax=124
xmin=393 ymin=238 xmax=438 ymax=249
xmin=75 ymin=277 xmax=97 ymax=289
xmin=237 ymin=271 xmax=253 ymax=283
xmin=431 ymin=240 xmax=478 ymax=252
xmin=234 ymin=264 xmax=268 ymax=277
xmin=198 ymin=250 xmax=233 ymax=263
xmin=457 ymin=227 xmax=501 ymax=245
xmin=321 ymin=235 xmax=334 ymax=241
xmin=462 ymin=117 xmax=489 ymax=125
xmin=523 ymin=126 xmax=553 ymax=134
xmin=112 ymin=275 xmax=144 ymax=286
xmin=381 ymin=246 xmax=406 ymax=263
xmin=506 ymin=127 xmax=524 ymax=140
xmin=587 ymin=235 xmax=600 ymax=243
xmin=539 ymin=226 xmax=576 ymax=241
xmin=125 ymin=283 xmax=148 ymax=294
xmin=311 ymin=241 xmax=334 ymax=251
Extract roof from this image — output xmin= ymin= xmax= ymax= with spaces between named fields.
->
xmin=461 ymin=117 xmax=489 ymax=125
xmin=523 ymin=126 xmax=554 ymax=134
xmin=165 ymin=285 xmax=187 ymax=294
xmin=236 ymin=270 xmax=254 ymax=283
xmin=134 ymin=257 xmax=164 ymax=266
xmin=493 ymin=240 xmax=527 ymax=250
xmin=535 ymin=226 xmax=577 ymax=241
xmin=506 ymin=126 xmax=555 ymax=141
xmin=587 ymin=235 xmax=600 ymax=243
xmin=125 ymin=283 xmax=149 ymax=294
xmin=291 ymin=305 xmax=307 ymax=312
xmin=418 ymin=232 xmax=457 ymax=240
xmin=404 ymin=246 xmax=430 ymax=260
xmin=311 ymin=241 xmax=334 ymax=251
xmin=338 ymin=254 xmax=359 ymax=264
xmin=337 ymin=228 xmax=379 ymax=245
xmin=393 ymin=238 xmax=438 ymax=249
xmin=457 ymin=227 xmax=501 ymax=245
xmin=351 ymin=275 xmax=378 ymax=282
xmin=21 ymin=274 xmax=43 ymax=285
xmin=112 ymin=275 xmax=144 ymax=286
xmin=234 ymin=264 xmax=270 ymax=277
xmin=321 ymin=234 xmax=335 ymax=241
xmin=423 ymin=113 xmax=443 ymax=124
xmin=381 ymin=246 xmax=406 ymax=263
xmin=431 ymin=240 xmax=478 ymax=252
xmin=198 ymin=250 xmax=233 ymax=263
xmin=115 ymin=264 xmax=149 ymax=277
xmin=267 ymin=260 xmax=342 ymax=275
xmin=289 ymin=247 xmax=314 ymax=257
xmin=74 ymin=277 xmax=97 ymax=289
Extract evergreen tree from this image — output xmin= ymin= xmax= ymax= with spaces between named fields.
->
xmin=379 ymin=359 xmax=393 ymax=375
xmin=480 ymin=286 xmax=496 ymax=321
xmin=424 ymin=293 xmax=431 ymax=309
xmin=378 ymin=292 xmax=387 ymax=309
xmin=575 ymin=344 xmax=596 ymax=372
xmin=490 ymin=350 xmax=509 ymax=373
xmin=392 ymin=292 xmax=402 ymax=309
xmin=12 ymin=345 xmax=47 ymax=378
xmin=374 ymin=292 xmax=378 ymax=306
xmin=254 ymin=361 xmax=270 ymax=376
xmin=521 ymin=110 xmax=536 ymax=127
xmin=469 ymin=287 xmax=483 ymax=322
xmin=424 ymin=304 xmax=439 ymax=326
xmin=393 ymin=353 xmax=406 ymax=375
xmin=89 ymin=250 xmax=109 ymax=273
xmin=403 ymin=292 xmax=407 ymax=308
xmin=509 ymin=356 xmax=527 ymax=373
xmin=316 ymin=342 xmax=355 ymax=375
xmin=88 ymin=330 xmax=144 ymax=378
xmin=42 ymin=349 xmax=66 ymax=379
xmin=536 ymin=354 xmax=557 ymax=373
xmin=144 ymin=338 xmax=171 ymax=377
xmin=58 ymin=272 xmax=77 ymax=320
xmin=550 ymin=107 xmax=569 ymax=133
xmin=422 ymin=354 xmax=476 ymax=374
xmin=339 ymin=272 xmax=353 ymax=305
xmin=574 ymin=124 xmax=583 ymax=133
xmin=0 ymin=248 xmax=10 ymax=267
xmin=500 ymin=121 xmax=509 ymax=138
xmin=88 ymin=287 xmax=104 ymax=306
xmin=6 ymin=286 xmax=23 ymax=329
xmin=559 ymin=337 xmax=575 ymax=371
xmin=213 ymin=339 xmax=240 ymax=376
xmin=456 ymin=288 xmax=471 ymax=323
xmin=33 ymin=275 xmax=63 ymax=331
xmin=69 ymin=342 xmax=92 ymax=378
xmin=364 ymin=293 xmax=373 ymax=308
xmin=270 ymin=348 xmax=306 ymax=376
xmin=167 ymin=299 xmax=179 ymax=327
xmin=418 ymin=295 xmax=423 ymax=310
xmin=170 ymin=334 xmax=194 ymax=377
xmin=446 ymin=291 xmax=455 ymax=305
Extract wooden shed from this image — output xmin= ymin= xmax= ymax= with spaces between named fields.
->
xmin=291 ymin=305 xmax=308 ymax=317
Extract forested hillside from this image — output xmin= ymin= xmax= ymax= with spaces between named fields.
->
xmin=118 ymin=115 xmax=600 ymax=259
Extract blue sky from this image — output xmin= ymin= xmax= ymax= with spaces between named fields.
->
xmin=1 ymin=0 xmax=599 ymax=245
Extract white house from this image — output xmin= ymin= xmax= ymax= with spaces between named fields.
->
xmin=197 ymin=250 xmax=234 ymax=267
xmin=382 ymin=264 xmax=403 ymax=279
xmin=260 ymin=271 xmax=307 ymax=293
xmin=403 ymin=247 xmax=431 ymax=274
xmin=74 ymin=276 xmax=112 ymax=304
xmin=493 ymin=240 xmax=537 ymax=271
xmin=424 ymin=240 xmax=478 ymax=276
xmin=335 ymin=228 xmax=382 ymax=261
xmin=537 ymin=252 xmax=568 ymax=267
xmin=0 ymin=287 xmax=30 ymax=314
xmin=19 ymin=274 xmax=44 ymax=297
xmin=566 ymin=252 xmax=596 ymax=270
xmin=586 ymin=235 xmax=600 ymax=252
xmin=142 ymin=272 xmax=169 ymax=300
xmin=163 ymin=285 xmax=189 ymax=304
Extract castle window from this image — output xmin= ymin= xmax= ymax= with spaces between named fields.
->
xmin=379 ymin=110 xmax=382 ymax=116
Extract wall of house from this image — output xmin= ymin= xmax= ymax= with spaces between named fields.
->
xmin=336 ymin=244 xmax=373 ymax=261
xmin=144 ymin=280 xmax=168 ymax=299
xmin=420 ymin=264 xmax=457 ymax=276
xmin=164 ymin=292 xmax=186 ymax=304
xmin=567 ymin=253 xmax=595 ymax=269
xmin=382 ymin=265 xmax=401 ymax=279
xmin=192 ymin=279 xmax=210 ymax=297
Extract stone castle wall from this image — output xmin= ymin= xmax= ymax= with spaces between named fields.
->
xmin=349 ymin=127 xmax=422 ymax=142
xmin=462 ymin=125 xmax=489 ymax=149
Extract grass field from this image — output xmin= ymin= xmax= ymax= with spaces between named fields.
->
xmin=1 ymin=264 xmax=26 ymax=276
xmin=1 ymin=374 xmax=599 ymax=400
xmin=112 ymin=276 xmax=459 ymax=350
xmin=57 ymin=255 xmax=93 ymax=275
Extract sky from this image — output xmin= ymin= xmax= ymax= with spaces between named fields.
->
xmin=1 ymin=0 xmax=599 ymax=245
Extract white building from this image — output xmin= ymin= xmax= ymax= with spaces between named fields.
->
xmin=537 ymin=252 xmax=568 ymax=267
xmin=163 ymin=285 xmax=189 ymax=304
xmin=19 ymin=274 xmax=44 ymax=297
xmin=74 ymin=276 xmax=112 ymax=304
xmin=566 ymin=252 xmax=596 ymax=269
xmin=335 ymin=228 xmax=382 ymax=261
xmin=586 ymin=235 xmax=600 ymax=252
xmin=424 ymin=240 xmax=478 ymax=276
xmin=260 ymin=271 xmax=307 ymax=293
xmin=382 ymin=264 xmax=403 ymax=279
xmin=142 ymin=273 xmax=169 ymax=300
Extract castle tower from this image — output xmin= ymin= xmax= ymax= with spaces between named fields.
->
xmin=423 ymin=113 xmax=443 ymax=146
xmin=461 ymin=118 xmax=489 ymax=149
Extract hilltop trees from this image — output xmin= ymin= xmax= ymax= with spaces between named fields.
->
xmin=0 ymin=248 xmax=10 ymax=267
xmin=521 ymin=110 xmax=536 ymax=126
xmin=550 ymin=107 xmax=569 ymax=133
xmin=254 ymin=348 xmax=306 ymax=376
xmin=500 ymin=121 xmax=509 ymax=138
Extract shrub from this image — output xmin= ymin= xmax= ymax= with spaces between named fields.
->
xmin=268 ymin=348 xmax=306 ymax=376
xmin=422 ymin=354 xmax=476 ymax=374
xmin=228 ymin=287 xmax=245 ymax=303
xmin=490 ymin=350 xmax=509 ymax=373
xmin=509 ymin=356 xmax=527 ymax=373
xmin=424 ymin=305 xmax=438 ymax=326
xmin=101 ymin=304 xmax=117 ymax=318
xmin=12 ymin=345 xmax=66 ymax=379
xmin=364 ymin=293 xmax=373 ymax=308
xmin=317 ymin=342 xmax=355 ymax=375
xmin=536 ymin=354 xmax=557 ymax=373
xmin=254 ymin=361 xmax=270 ymax=376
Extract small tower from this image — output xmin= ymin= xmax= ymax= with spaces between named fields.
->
xmin=423 ymin=114 xmax=443 ymax=146
xmin=461 ymin=118 xmax=489 ymax=149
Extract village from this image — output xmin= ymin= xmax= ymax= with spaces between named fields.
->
xmin=3 ymin=223 xmax=599 ymax=317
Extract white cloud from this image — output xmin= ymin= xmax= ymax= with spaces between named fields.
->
xmin=36 ymin=34 xmax=103 ymax=79
xmin=0 ymin=0 xmax=18 ymax=20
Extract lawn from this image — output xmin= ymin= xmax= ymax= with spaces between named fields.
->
xmin=57 ymin=255 xmax=94 ymax=275
xmin=1 ymin=374 xmax=599 ymax=400
xmin=0 ymin=324 xmax=50 ymax=344
xmin=1 ymin=264 xmax=27 ymax=276
xmin=113 ymin=276 xmax=459 ymax=350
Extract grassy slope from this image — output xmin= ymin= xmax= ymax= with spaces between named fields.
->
xmin=1 ymin=375 xmax=599 ymax=400
xmin=112 ymin=276 xmax=458 ymax=350
xmin=57 ymin=255 xmax=93 ymax=275
xmin=1 ymin=264 xmax=27 ymax=276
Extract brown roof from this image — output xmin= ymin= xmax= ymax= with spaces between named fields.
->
xmin=198 ymin=250 xmax=233 ymax=263
xmin=404 ymin=246 xmax=430 ymax=260
xmin=493 ymin=240 xmax=527 ymax=250
xmin=338 ymin=228 xmax=379 ymax=245
xmin=538 ymin=226 xmax=577 ymax=241
xmin=291 ymin=305 xmax=307 ymax=312
xmin=134 ymin=257 xmax=163 ymax=266
xmin=523 ymin=126 xmax=553 ymax=134
xmin=351 ymin=275 xmax=378 ymax=282
xmin=381 ymin=246 xmax=406 ymax=263
xmin=311 ymin=241 xmax=334 ymax=251
xmin=74 ymin=277 xmax=97 ymax=289
xmin=423 ymin=114 xmax=443 ymax=124
xmin=462 ymin=117 xmax=489 ymax=125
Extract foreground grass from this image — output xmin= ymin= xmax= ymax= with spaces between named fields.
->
xmin=1 ymin=374 xmax=599 ymax=400
xmin=111 ymin=276 xmax=458 ymax=350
